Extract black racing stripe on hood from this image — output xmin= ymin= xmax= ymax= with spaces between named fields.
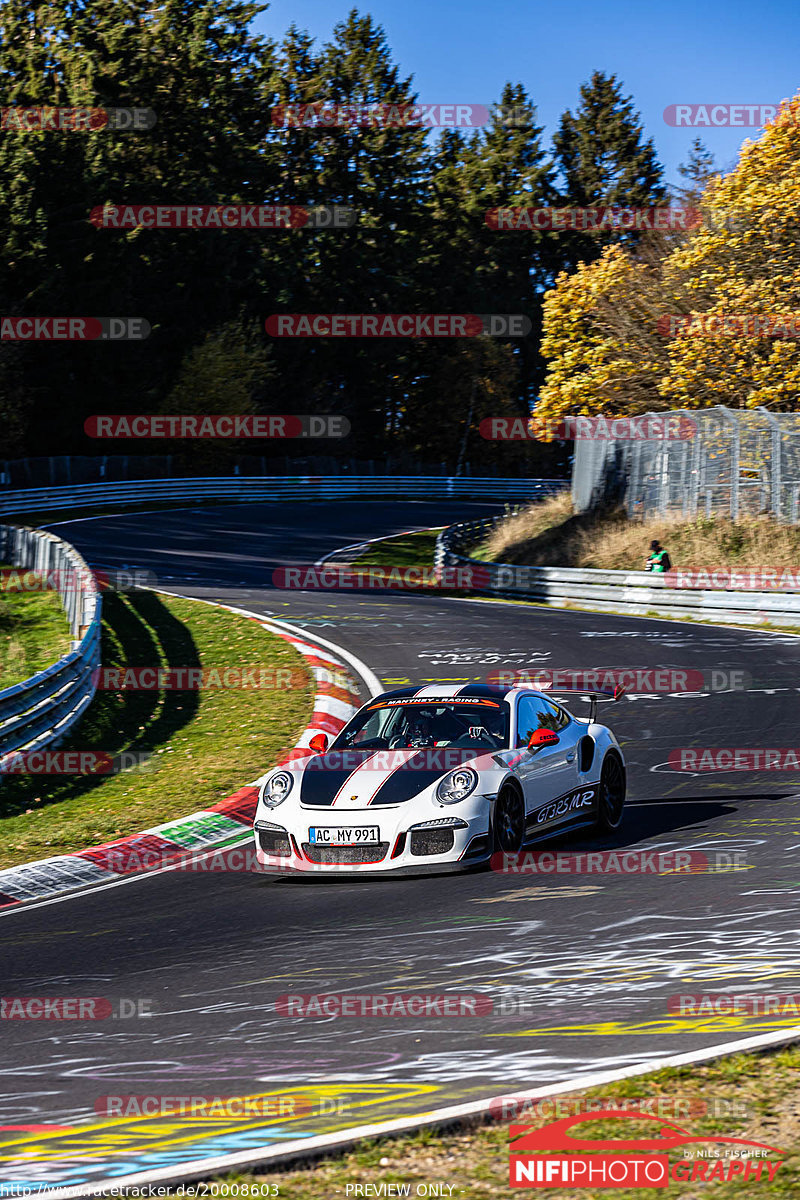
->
xmin=370 ymin=747 xmax=482 ymax=806
xmin=299 ymin=751 xmax=373 ymax=807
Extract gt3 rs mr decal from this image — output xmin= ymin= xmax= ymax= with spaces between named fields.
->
xmin=534 ymin=788 xmax=597 ymax=826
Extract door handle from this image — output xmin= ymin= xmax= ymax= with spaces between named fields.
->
xmin=566 ymin=752 xmax=575 ymax=762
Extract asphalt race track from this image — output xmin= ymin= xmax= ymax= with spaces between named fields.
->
xmin=3 ymin=501 xmax=800 ymax=1186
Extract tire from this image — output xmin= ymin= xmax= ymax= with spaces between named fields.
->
xmin=594 ymin=753 xmax=626 ymax=833
xmin=494 ymin=784 xmax=526 ymax=853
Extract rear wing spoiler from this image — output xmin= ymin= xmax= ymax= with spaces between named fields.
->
xmin=536 ymin=682 xmax=627 ymax=724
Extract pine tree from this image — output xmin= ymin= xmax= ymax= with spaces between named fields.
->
xmin=553 ymin=71 xmax=666 ymax=267
xmin=0 ymin=0 xmax=279 ymax=452
xmin=473 ymin=83 xmax=556 ymax=412
xmin=675 ymin=138 xmax=718 ymax=203
xmin=264 ymin=11 xmax=432 ymax=456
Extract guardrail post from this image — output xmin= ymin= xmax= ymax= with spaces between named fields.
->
xmin=628 ymin=440 xmax=642 ymax=518
xmin=714 ymin=406 xmax=739 ymax=521
xmin=758 ymin=407 xmax=783 ymax=520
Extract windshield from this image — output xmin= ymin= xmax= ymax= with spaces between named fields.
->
xmin=331 ymin=697 xmax=510 ymax=751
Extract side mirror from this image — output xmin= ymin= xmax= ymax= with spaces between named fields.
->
xmin=527 ymin=728 xmax=559 ymax=752
xmin=308 ymin=733 xmax=329 ymax=754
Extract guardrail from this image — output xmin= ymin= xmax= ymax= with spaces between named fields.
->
xmin=0 ymin=476 xmax=568 ymax=516
xmin=435 ymin=516 xmax=800 ymax=627
xmin=0 ymin=526 xmax=101 ymax=765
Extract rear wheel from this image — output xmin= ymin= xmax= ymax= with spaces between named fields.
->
xmin=494 ymin=785 xmax=525 ymax=852
xmin=594 ymin=753 xmax=626 ymax=832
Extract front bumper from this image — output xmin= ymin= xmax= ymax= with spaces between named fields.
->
xmin=252 ymin=806 xmax=492 ymax=875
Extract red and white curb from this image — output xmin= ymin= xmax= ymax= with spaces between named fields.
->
xmin=0 ymin=603 xmax=372 ymax=912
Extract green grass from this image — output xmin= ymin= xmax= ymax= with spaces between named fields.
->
xmin=479 ymin=493 xmax=800 ymax=572
xmin=0 ymin=591 xmax=313 ymax=868
xmin=214 ymin=1043 xmax=800 ymax=1198
xmin=0 ymin=571 xmax=72 ymax=689
xmin=351 ymin=529 xmax=443 ymax=569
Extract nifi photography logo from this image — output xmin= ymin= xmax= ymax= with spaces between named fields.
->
xmin=508 ymin=1110 xmax=784 ymax=1188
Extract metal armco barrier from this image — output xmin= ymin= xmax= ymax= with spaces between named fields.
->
xmin=435 ymin=517 xmax=800 ymax=627
xmin=0 ymin=476 xmax=567 ymax=516
xmin=0 ymin=526 xmax=101 ymax=764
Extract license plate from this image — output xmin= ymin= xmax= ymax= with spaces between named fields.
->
xmin=309 ymin=826 xmax=380 ymax=845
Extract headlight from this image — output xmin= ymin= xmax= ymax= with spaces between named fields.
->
xmin=411 ymin=817 xmax=469 ymax=829
xmin=262 ymin=770 xmax=294 ymax=808
xmin=436 ymin=767 xmax=478 ymax=805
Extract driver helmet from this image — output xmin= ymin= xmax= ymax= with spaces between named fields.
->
xmin=407 ymin=708 xmax=435 ymax=745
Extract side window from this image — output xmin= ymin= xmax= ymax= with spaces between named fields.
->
xmin=545 ymin=699 xmax=571 ymax=730
xmin=516 ymin=694 xmax=563 ymax=746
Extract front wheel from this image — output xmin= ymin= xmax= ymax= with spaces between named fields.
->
xmin=594 ymin=754 xmax=626 ymax=832
xmin=494 ymin=785 xmax=526 ymax=853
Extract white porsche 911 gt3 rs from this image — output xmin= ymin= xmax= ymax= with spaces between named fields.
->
xmin=252 ymin=684 xmax=626 ymax=874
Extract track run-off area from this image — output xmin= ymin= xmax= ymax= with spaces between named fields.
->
xmin=3 ymin=501 xmax=800 ymax=1187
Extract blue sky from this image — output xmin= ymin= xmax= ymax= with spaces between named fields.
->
xmin=253 ymin=0 xmax=800 ymax=187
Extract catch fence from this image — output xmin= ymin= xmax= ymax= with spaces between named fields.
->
xmin=572 ymin=406 xmax=800 ymax=521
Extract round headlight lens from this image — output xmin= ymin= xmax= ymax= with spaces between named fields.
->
xmin=263 ymin=770 xmax=294 ymax=808
xmin=436 ymin=767 xmax=478 ymax=805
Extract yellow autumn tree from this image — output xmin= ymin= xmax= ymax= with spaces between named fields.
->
xmin=535 ymin=243 xmax=673 ymax=432
xmin=661 ymin=95 xmax=800 ymax=410
xmin=536 ymin=91 xmax=800 ymax=431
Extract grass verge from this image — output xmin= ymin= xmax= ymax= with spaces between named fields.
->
xmin=350 ymin=529 xmax=443 ymax=568
xmin=214 ymin=1042 xmax=800 ymax=1198
xmin=478 ymin=494 xmax=800 ymax=571
xmin=0 ymin=591 xmax=313 ymax=869
xmin=0 ymin=571 xmax=72 ymax=689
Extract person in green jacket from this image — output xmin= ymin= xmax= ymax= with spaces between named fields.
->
xmin=646 ymin=540 xmax=672 ymax=572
